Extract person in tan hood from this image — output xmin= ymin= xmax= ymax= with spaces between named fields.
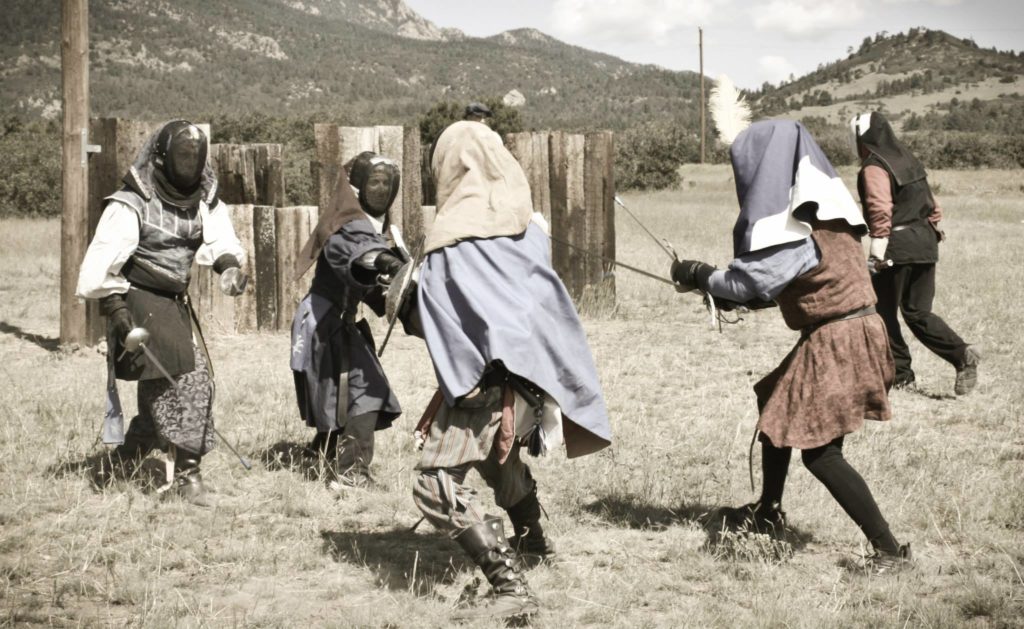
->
xmin=410 ymin=120 xmax=611 ymax=619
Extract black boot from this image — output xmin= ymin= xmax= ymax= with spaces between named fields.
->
xmin=954 ymin=346 xmax=981 ymax=396
xmin=506 ymin=489 xmax=556 ymax=566
xmin=171 ymin=450 xmax=212 ymax=507
xmin=453 ymin=516 xmax=540 ymax=619
xmin=864 ymin=542 xmax=913 ymax=576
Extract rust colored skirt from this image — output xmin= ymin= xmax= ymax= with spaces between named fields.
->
xmin=754 ymin=313 xmax=895 ymax=450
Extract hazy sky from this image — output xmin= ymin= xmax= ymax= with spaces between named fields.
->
xmin=404 ymin=0 xmax=1023 ymax=88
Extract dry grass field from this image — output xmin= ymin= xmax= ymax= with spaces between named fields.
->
xmin=1 ymin=165 xmax=1022 ymax=628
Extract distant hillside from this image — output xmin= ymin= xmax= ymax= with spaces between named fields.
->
xmin=751 ymin=28 xmax=1024 ymax=131
xmin=0 ymin=0 xmax=703 ymax=131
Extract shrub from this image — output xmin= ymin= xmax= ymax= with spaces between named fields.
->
xmin=0 ymin=117 xmax=62 ymax=217
xmin=903 ymin=131 xmax=1024 ymax=169
xmin=417 ymin=98 xmax=523 ymax=149
xmin=207 ymin=111 xmax=320 ymax=206
xmin=615 ymin=121 xmax=699 ymax=190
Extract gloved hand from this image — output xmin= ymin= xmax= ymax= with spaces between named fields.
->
xmin=868 ymin=237 xmax=889 ymax=261
xmin=374 ymin=250 xmax=404 ymax=277
xmin=219 ymin=266 xmax=249 ymax=297
xmin=99 ymin=293 xmax=134 ymax=346
xmin=670 ymin=259 xmax=715 ymax=293
xmin=390 ymin=245 xmax=410 ymax=264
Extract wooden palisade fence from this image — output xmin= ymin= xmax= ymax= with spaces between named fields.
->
xmin=507 ymin=130 xmax=616 ymax=303
xmin=75 ymin=119 xmax=613 ymax=344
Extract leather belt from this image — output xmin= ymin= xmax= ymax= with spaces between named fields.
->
xmin=801 ymin=305 xmax=876 ymax=338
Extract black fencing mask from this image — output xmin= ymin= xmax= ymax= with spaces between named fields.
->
xmin=349 ymin=152 xmax=400 ymax=219
xmin=153 ymin=121 xmax=207 ymax=203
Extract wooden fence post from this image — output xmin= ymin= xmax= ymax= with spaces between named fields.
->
xmin=275 ymin=206 xmax=318 ymax=331
xmin=506 ymin=131 xmax=552 ymax=225
xmin=583 ymin=131 xmax=616 ymax=305
xmin=60 ymin=0 xmax=90 ymax=346
xmin=402 ymin=127 xmax=424 ymax=248
xmin=508 ymin=130 xmax=615 ymax=306
xmin=209 ymin=143 xmax=285 ymax=207
xmin=228 ymin=204 xmax=258 ymax=332
xmin=548 ymin=131 xmax=587 ymax=298
xmin=252 ymin=205 xmax=278 ymax=330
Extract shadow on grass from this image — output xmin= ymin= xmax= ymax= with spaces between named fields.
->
xmin=46 ymin=450 xmax=168 ymax=492
xmin=0 ymin=321 xmax=60 ymax=352
xmin=258 ymin=440 xmax=329 ymax=482
xmin=259 ymin=440 xmax=309 ymax=469
xmin=582 ymin=494 xmax=814 ymax=552
xmin=894 ymin=382 xmax=956 ymax=401
xmin=582 ymin=494 xmax=717 ymax=529
xmin=320 ymin=527 xmax=471 ymax=595
xmin=910 ymin=387 xmax=956 ymax=401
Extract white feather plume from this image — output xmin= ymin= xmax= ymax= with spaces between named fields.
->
xmin=709 ymin=74 xmax=752 ymax=146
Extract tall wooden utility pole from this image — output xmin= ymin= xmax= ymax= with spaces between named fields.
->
xmin=699 ymin=27 xmax=705 ymax=164
xmin=61 ymin=0 xmax=99 ymax=345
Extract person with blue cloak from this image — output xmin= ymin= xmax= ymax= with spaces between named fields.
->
xmin=410 ymin=120 xmax=612 ymax=618
xmin=290 ymin=152 xmax=405 ymax=490
xmin=670 ymin=111 xmax=911 ymax=574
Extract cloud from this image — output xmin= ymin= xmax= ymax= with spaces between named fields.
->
xmin=752 ymin=0 xmax=864 ymax=38
xmin=758 ymin=55 xmax=798 ymax=84
xmin=882 ymin=0 xmax=961 ymax=4
xmin=550 ymin=0 xmax=729 ymax=45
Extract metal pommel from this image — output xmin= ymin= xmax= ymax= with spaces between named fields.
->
xmin=123 ymin=327 xmax=151 ymax=353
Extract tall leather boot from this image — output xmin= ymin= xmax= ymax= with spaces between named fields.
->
xmin=172 ymin=449 xmax=212 ymax=507
xmin=453 ymin=516 xmax=540 ymax=619
xmin=506 ymin=488 xmax=556 ymax=566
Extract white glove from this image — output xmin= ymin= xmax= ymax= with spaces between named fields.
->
xmin=219 ymin=267 xmax=249 ymax=297
xmin=868 ymin=237 xmax=889 ymax=261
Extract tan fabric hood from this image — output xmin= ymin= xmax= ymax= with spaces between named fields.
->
xmin=425 ymin=121 xmax=534 ymax=253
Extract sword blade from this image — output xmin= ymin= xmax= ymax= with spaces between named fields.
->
xmin=212 ymin=425 xmax=253 ymax=470
xmin=378 ymin=235 xmax=425 ymax=358
xmin=548 ymin=235 xmax=677 ymax=287
xmin=141 ymin=341 xmax=252 ymax=470
xmin=140 ymin=344 xmax=181 ymax=392
xmin=614 ymin=195 xmax=678 ymax=261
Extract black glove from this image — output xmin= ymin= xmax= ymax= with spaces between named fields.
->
xmin=99 ymin=293 xmax=133 ymax=345
xmin=390 ymin=245 xmax=410 ymax=264
xmin=670 ymin=259 xmax=716 ymax=293
xmin=374 ymin=251 xmax=404 ymax=277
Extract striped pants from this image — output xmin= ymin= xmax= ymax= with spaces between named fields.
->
xmin=412 ymin=398 xmax=534 ymax=533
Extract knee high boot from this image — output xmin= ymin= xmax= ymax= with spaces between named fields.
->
xmin=506 ymin=487 xmax=556 ymax=564
xmin=172 ymin=448 xmax=211 ymax=507
xmin=453 ymin=516 xmax=540 ymax=619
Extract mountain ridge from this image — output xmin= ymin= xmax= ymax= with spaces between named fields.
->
xmin=0 ymin=0 xmax=702 ymax=131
